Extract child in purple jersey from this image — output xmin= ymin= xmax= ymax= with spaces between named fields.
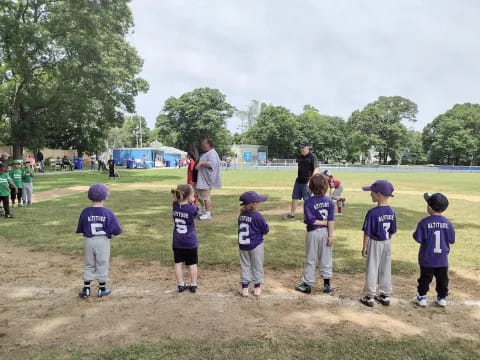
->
xmin=295 ymin=174 xmax=335 ymax=294
xmin=412 ymin=193 xmax=455 ymax=308
xmin=171 ymin=184 xmax=199 ymax=293
xmin=238 ymin=191 xmax=269 ymax=297
xmin=359 ymin=180 xmax=397 ymax=307
xmin=76 ymin=184 xmax=122 ymax=298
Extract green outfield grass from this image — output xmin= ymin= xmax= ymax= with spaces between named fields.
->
xmin=12 ymin=337 xmax=480 ymax=360
xmin=2 ymin=169 xmax=480 ymax=273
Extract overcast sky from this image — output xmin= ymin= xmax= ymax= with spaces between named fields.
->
xmin=128 ymin=0 xmax=479 ymax=133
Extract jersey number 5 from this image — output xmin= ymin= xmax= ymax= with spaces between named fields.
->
xmin=175 ymin=218 xmax=188 ymax=234
xmin=238 ymin=223 xmax=250 ymax=245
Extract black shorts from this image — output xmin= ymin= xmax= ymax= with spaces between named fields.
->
xmin=173 ymin=247 xmax=198 ymax=265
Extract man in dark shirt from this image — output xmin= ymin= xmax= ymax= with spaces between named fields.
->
xmin=284 ymin=142 xmax=319 ymax=220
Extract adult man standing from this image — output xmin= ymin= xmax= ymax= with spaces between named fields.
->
xmin=284 ymin=142 xmax=319 ymax=220
xmin=195 ymin=138 xmax=221 ymax=220
xmin=36 ymin=150 xmax=44 ymax=173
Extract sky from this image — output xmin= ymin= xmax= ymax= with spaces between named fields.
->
xmin=127 ymin=0 xmax=480 ymax=133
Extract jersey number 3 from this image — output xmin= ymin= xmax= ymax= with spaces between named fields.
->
xmin=238 ymin=223 xmax=250 ymax=245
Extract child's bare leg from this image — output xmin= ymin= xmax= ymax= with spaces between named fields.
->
xmin=174 ymin=263 xmax=184 ymax=285
xmin=189 ymin=264 xmax=198 ymax=285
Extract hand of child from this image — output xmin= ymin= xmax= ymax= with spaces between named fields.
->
xmin=362 ymin=247 xmax=367 ymax=258
xmin=327 ymin=237 xmax=333 ymax=246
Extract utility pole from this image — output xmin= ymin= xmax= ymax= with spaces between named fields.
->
xmin=139 ymin=118 xmax=143 ymax=148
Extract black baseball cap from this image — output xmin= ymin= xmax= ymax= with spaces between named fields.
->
xmin=299 ymin=141 xmax=311 ymax=148
xmin=424 ymin=192 xmax=449 ymax=212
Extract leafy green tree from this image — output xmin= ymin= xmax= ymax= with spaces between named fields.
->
xmin=121 ymin=115 xmax=150 ymax=148
xmin=0 ymin=0 xmax=148 ymax=157
xmin=152 ymin=113 xmax=177 ymax=147
xmin=346 ymin=96 xmax=417 ymax=164
xmin=400 ymin=130 xmax=427 ymax=164
xmin=297 ymin=106 xmax=346 ymax=163
xmin=162 ymin=88 xmax=235 ymax=156
xmin=423 ymin=103 xmax=480 ymax=165
xmin=245 ymin=105 xmax=299 ymax=158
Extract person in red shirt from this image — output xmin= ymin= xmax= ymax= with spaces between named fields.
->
xmin=322 ymin=170 xmax=345 ymax=216
xmin=187 ymin=151 xmax=198 ymax=205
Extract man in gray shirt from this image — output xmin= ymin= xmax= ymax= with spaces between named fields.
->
xmin=195 ymin=138 xmax=222 ymax=220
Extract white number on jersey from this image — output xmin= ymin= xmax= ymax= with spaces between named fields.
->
xmin=91 ymin=223 xmax=106 ymax=235
xmin=383 ymin=222 xmax=390 ymax=240
xmin=433 ymin=230 xmax=442 ymax=254
xmin=238 ymin=223 xmax=250 ymax=245
xmin=175 ymin=218 xmax=188 ymax=234
xmin=318 ymin=209 xmax=328 ymax=220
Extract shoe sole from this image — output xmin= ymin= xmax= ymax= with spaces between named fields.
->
xmin=374 ymin=296 xmax=390 ymax=306
xmin=360 ymin=298 xmax=374 ymax=307
xmin=294 ymin=287 xmax=311 ymax=294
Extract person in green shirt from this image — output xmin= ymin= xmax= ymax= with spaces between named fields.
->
xmin=9 ymin=160 xmax=23 ymax=207
xmin=0 ymin=162 xmax=17 ymax=218
xmin=22 ymin=160 xmax=35 ymax=205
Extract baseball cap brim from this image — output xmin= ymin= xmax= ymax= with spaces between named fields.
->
xmin=362 ymin=186 xmax=372 ymax=191
xmin=423 ymin=193 xmax=431 ymax=202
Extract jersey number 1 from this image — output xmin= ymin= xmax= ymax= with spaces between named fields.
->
xmin=433 ymin=230 xmax=442 ymax=254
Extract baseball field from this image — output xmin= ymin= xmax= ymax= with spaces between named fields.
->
xmin=1 ymin=169 xmax=479 ymax=359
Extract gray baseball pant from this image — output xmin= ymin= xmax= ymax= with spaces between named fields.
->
xmin=364 ymin=239 xmax=392 ymax=297
xmin=302 ymin=228 xmax=333 ymax=285
xmin=239 ymin=243 xmax=264 ymax=284
xmin=83 ymin=235 xmax=110 ymax=282
xmin=22 ymin=182 xmax=33 ymax=204
xmin=331 ymin=184 xmax=344 ymax=200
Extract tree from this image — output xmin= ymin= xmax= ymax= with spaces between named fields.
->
xmin=400 ymin=130 xmax=427 ymax=164
xmin=296 ymin=106 xmax=346 ymax=163
xmin=0 ymin=0 xmax=148 ymax=157
xmin=162 ymin=88 xmax=235 ymax=155
xmin=236 ymin=100 xmax=263 ymax=133
xmin=122 ymin=115 xmax=150 ymax=148
xmin=153 ymin=113 xmax=177 ymax=147
xmin=346 ymin=96 xmax=417 ymax=164
xmin=423 ymin=103 xmax=480 ymax=165
xmin=245 ymin=105 xmax=299 ymax=158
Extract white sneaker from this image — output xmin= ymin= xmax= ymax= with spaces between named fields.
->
xmin=242 ymin=287 xmax=249 ymax=297
xmin=253 ymin=286 xmax=262 ymax=297
xmin=198 ymin=208 xmax=206 ymax=216
xmin=436 ymin=297 xmax=447 ymax=307
xmin=412 ymin=295 xmax=427 ymax=307
xmin=199 ymin=211 xmax=211 ymax=220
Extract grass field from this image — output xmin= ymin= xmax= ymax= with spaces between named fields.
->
xmin=4 ymin=169 xmax=480 ymax=273
xmin=1 ymin=168 xmax=480 ymax=360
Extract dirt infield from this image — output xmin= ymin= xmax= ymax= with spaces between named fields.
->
xmin=1 ymin=237 xmax=479 ymax=356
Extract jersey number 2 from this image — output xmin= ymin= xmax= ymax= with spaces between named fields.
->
xmin=238 ymin=223 xmax=250 ymax=245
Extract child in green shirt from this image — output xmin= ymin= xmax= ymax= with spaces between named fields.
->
xmin=22 ymin=160 xmax=35 ymax=205
xmin=0 ymin=163 xmax=17 ymax=218
xmin=9 ymin=160 xmax=23 ymax=207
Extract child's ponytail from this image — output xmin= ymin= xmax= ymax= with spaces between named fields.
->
xmin=171 ymin=184 xmax=194 ymax=203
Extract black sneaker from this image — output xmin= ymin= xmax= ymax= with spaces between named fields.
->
xmin=294 ymin=282 xmax=312 ymax=294
xmin=283 ymin=214 xmax=296 ymax=221
xmin=360 ymin=296 xmax=374 ymax=307
xmin=189 ymin=285 xmax=197 ymax=293
xmin=374 ymin=294 xmax=390 ymax=306
xmin=79 ymin=288 xmax=90 ymax=298
xmin=177 ymin=284 xmax=188 ymax=293
xmin=323 ymin=284 xmax=333 ymax=294
xmin=5 ymin=214 xmax=14 ymax=219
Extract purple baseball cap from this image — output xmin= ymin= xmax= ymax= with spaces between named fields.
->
xmin=239 ymin=191 xmax=267 ymax=205
xmin=424 ymin=192 xmax=449 ymax=212
xmin=88 ymin=184 xmax=109 ymax=202
xmin=362 ymin=180 xmax=394 ymax=197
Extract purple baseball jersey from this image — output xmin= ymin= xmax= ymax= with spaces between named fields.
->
xmin=362 ymin=205 xmax=397 ymax=241
xmin=172 ymin=201 xmax=199 ymax=249
xmin=303 ymin=195 xmax=335 ymax=232
xmin=238 ymin=211 xmax=269 ymax=251
xmin=413 ymin=215 xmax=455 ymax=268
xmin=76 ymin=207 xmax=122 ymax=238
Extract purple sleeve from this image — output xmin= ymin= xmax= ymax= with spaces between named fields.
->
xmin=191 ymin=205 xmax=199 ymax=218
xmin=390 ymin=212 xmax=397 ymax=235
xmin=327 ymin=199 xmax=335 ymax=221
xmin=449 ymin=223 xmax=456 ymax=244
xmin=303 ymin=202 xmax=316 ymax=225
xmin=106 ymin=212 xmax=122 ymax=236
xmin=76 ymin=210 xmax=85 ymax=234
xmin=260 ymin=215 xmax=269 ymax=235
xmin=361 ymin=211 xmax=371 ymax=234
xmin=413 ymin=222 xmax=423 ymax=244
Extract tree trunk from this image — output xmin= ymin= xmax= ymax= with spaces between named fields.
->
xmin=13 ymin=143 xmax=23 ymax=160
